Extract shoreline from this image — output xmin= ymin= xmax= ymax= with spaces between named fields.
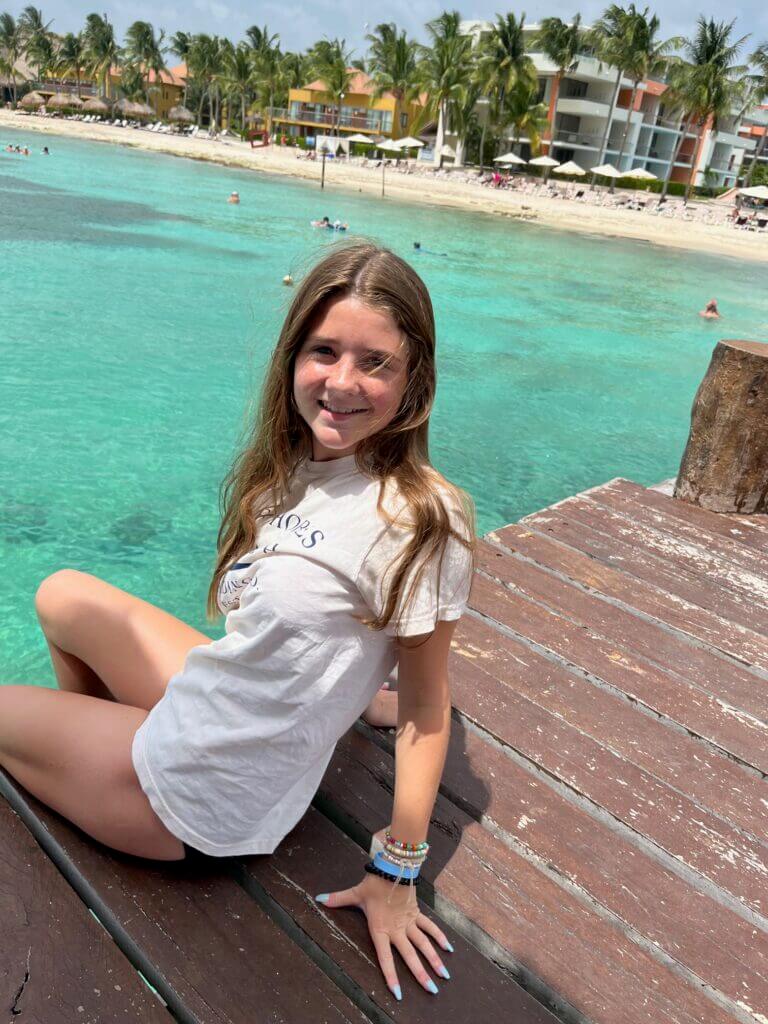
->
xmin=2 ymin=109 xmax=766 ymax=264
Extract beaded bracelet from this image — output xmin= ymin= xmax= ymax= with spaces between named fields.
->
xmin=365 ymin=862 xmax=421 ymax=887
xmin=385 ymin=832 xmax=430 ymax=855
xmin=384 ymin=844 xmax=427 ymax=860
xmin=379 ymin=849 xmax=427 ymax=870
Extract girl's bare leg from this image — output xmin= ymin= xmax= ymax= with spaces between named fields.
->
xmin=35 ymin=569 xmax=212 ymax=711
xmin=361 ymin=687 xmax=399 ymax=728
xmin=0 ymin=685 xmax=185 ymax=860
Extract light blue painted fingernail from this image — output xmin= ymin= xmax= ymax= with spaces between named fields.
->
xmin=314 ymin=893 xmax=329 ymax=904
xmin=439 ymin=966 xmax=451 ymax=980
xmin=392 ymin=984 xmax=402 ymax=1001
xmin=444 ymin=941 xmax=455 ymax=953
xmin=426 ymin=980 xmax=439 ymax=995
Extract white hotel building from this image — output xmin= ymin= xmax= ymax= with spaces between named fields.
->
xmin=446 ymin=20 xmax=760 ymax=189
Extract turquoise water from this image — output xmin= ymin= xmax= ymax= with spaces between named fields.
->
xmin=2 ymin=126 xmax=767 ymax=685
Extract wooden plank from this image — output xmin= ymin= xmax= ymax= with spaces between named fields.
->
xmin=450 ymin=613 xmax=767 ymax=848
xmin=475 ymin=541 xmax=768 ymax=726
xmin=488 ymin=522 xmax=768 ymax=674
xmin=319 ymin=732 xmax=748 ymax=1024
xmin=237 ymin=807 xmax=556 ymax=1023
xmin=364 ymin=721 xmax=768 ymax=1017
xmin=523 ymin=496 xmax=768 ymax=617
xmin=1 ymin=797 xmax=171 ymax=1024
xmin=506 ymin=503 xmax=768 ymax=639
xmin=596 ymin=479 xmax=768 ymax=553
xmin=468 ymin=572 xmax=768 ymax=775
xmin=2 ymin=773 xmax=368 ymax=1024
xmin=588 ymin=480 xmax=768 ymax=580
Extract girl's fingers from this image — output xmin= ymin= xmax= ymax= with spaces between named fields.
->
xmin=392 ymin=932 xmax=438 ymax=994
xmin=370 ymin=929 xmax=402 ymax=1001
xmin=406 ymin=923 xmax=450 ymax=980
xmin=315 ymin=886 xmax=360 ymax=909
xmin=416 ymin=911 xmax=454 ymax=953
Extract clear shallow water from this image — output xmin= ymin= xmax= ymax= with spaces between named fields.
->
xmin=2 ymin=126 xmax=767 ymax=685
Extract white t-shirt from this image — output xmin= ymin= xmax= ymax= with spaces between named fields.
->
xmin=131 ymin=454 xmax=472 ymax=856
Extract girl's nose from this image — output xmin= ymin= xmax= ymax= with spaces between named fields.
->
xmin=327 ymin=358 xmax=358 ymax=391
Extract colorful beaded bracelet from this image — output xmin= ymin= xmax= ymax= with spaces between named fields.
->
xmin=383 ymin=845 xmax=427 ymax=860
xmin=365 ymin=862 xmax=421 ymax=887
xmin=385 ymin=832 xmax=429 ymax=854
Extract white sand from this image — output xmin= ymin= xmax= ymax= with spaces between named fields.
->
xmin=3 ymin=109 xmax=766 ymax=264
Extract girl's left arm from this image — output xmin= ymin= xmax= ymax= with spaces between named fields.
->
xmin=316 ymin=620 xmax=458 ymax=1001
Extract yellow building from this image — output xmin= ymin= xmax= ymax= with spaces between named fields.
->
xmin=270 ymin=70 xmax=422 ymax=142
xmin=106 ymin=63 xmax=186 ymax=119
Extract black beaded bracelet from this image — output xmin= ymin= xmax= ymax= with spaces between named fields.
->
xmin=364 ymin=861 xmax=421 ymax=887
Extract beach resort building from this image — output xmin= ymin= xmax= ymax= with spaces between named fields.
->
xmin=449 ymin=20 xmax=756 ymax=189
xmin=105 ymin=64 xmax=186 ymax=121
xmin=269 ymin=70 xmax=423 ymax=144
xmin=739 ymin=105 xmax=768 ymax=180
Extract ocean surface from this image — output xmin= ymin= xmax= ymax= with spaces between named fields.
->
xmin=2 ymin=125 xmax=767 ymax=684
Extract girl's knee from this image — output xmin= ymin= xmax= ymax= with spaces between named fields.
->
xmin=35 ymin=569 xmax=95 ymax=632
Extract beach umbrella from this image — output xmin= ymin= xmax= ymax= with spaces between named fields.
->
xmin=590 ymin=162 xmax=621 ymax=178
xmin=553 ymin=160 xmax=586 ymax=176
xmin=619 ymin=167 xmax=657 ymax=180
xmin=47 ymin=92 xmax=83 ymax=111
xmin=347 ymin=132 xmax=376 ymax=145
xmin=529 ymin=154 xmax=560 ymax=182
xmin=395 ymin=135 xmax=425 ymax=149
xmin=82 ymin=97 xmax=111 ymax=114
xmin=19 ymin=90 xmax=47 ymax=109
xmin=168 ymin=104 xmax=194 ymax=124
xmin=440 ymin=143 xmax=456 ymax=159
xmin=134 ymin=102 xmax=156 ymax=120
xmin=740 ymin=185 xmax=768 ymax=200
xmin=494 ymin=152 xmax=527 ymax=165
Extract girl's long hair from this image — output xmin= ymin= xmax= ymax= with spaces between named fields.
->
xmin=207 ymin=241 xmax=475 ymax=631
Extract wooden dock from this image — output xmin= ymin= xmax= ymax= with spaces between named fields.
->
xmin=2 ymin=475 xmax=766 ymax=1023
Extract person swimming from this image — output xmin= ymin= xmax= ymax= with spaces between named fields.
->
xmin=413 ymin=241 xmax=447 ymax=257
xmin=699 ymin=298 xmax=721 ymax=320
xmin=311 ymin=216 xmax=348 ymax=231
xmin=227 ymin=191 xmax=240 ymax=204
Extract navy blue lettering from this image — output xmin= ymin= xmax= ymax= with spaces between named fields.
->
xmin=303 ymin=530 xmax=324 ymax=549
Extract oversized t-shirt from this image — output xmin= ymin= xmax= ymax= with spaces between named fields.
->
xmin=131 ymin=453 xmax=473 ymax=856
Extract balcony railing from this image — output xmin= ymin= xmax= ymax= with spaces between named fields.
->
xmin=552 ymin=128 xmax=605 ymax=148
xmin=270 ymin=106 xmax=391 ymax=133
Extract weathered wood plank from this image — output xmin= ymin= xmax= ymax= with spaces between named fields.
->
xmin=2 ymin=773 xmax=368 ymax=1024
xmin=507 ymin=503 xmax=768 ymax=639
xmin=468 ymin=572 xmax=768 ymax=774
xmin=599 ymin=479 xmax=768 ymax=552
xmin=589 ymin=480 xmax=768 ymax=579
xmin=523 ymin=496 xmax=768 ymax=616
xmin=476 ymin=541 xmax=768 ymax=726
xmin=364 ymin=720 xmax=768 ymax=1017
xmin=450 ymin=613 xmax=767 ymax=848
xmin=320 ymin=732 xmax=748 ymax=1024
xmin=236 ymin=807 xmax=556 ymax=1022
xmin=488 ymin=522 xmax=768 ymax=673
xmin=1 ymin=797 xmax=171 ymax=1024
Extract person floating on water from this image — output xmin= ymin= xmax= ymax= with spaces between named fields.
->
xmin=0 ymin=242 xmax=472 ymax=1002
xmin=42 ymin=146 xmax=49 ymax=155
xmin=311 ymin=216 xmax=348 ymax=231
xmin=699 ymin=298 xmax=721 ymax=320
xmin=413 ymin=241 xmax=447 ymax=257
xmin=227 ymin=191 xmax=240 ymax=204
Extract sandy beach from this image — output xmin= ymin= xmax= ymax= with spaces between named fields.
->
xmin=2 ymin=109 xmax=766 ymax=264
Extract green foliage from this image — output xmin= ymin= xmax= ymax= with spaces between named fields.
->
xmin=750 ymin=162 xmax=768 ymax=186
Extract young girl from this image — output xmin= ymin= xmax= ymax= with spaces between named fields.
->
xmin=0 ymin=242 xmax=475 ymax=1001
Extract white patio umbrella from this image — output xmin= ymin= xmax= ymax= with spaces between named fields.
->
xmin=529 ymin=154 xmax=560 ymax=182
xmin=379 ymin=139 xmax=403 ymax=197
xmin=347 ymin=132 xmax=376 ymax=145
xmin=440 ymin=143 xmax=456 ymax=158
xmin=395 ymin=135 xmax=425 ymax=149
xmin=494 ymin=152 xmax=527 ymax=165
xmin=740 ymin=185 xmax=768 ymax=200
xmin=553 ymin=160 xmax=586 ymax=176
xmin=590 ymin=163 xmax=621 ymax=178
xmin=619 ymin=167 xmax=657 ymax=180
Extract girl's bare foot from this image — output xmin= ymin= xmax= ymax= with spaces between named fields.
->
xmin=361 ymin=686 xmax=398 ymax=728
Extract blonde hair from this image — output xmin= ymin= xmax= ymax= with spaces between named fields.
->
xmin=207 ymin=241 xmax=475 ymax=631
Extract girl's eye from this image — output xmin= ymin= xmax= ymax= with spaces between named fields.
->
xmin=365 ymin=355 xmax=390 ymax=371
xmin=312 ymin=345 xmax=334 ymax=357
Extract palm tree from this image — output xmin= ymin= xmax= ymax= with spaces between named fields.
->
xmin=308 ymin=38 xmax=355 ymax=138
xmin=475 ymin=13 xmax=537 ymax=167
xmin=502 ymin=78 xmax=551 ymax=156
xmin=534 ymin=15 xmax=584 ymax=153
xmin=416 ymin=11 xmax=475 ymax=166
xmin=56 ymin=32 xmax=86 ymax=97
xmin=0 ymin=13 xmax=25 ymax=106
xmin=187 ymin=33 xmax=226 ymax=130
xmin=744 ymin=43 xmax=768 ymax=186
xmin=19 ymin=6 xmax=53 ymax=82
xmin=246 ymin=25 xmax=279 ymax=58
xmin=659 ymin=18 xmax=749 ymax=201
xmin=587 ymin=5 xmax=635 ymax=185
xmin=170 ymin=30 xmax=192 ymax=105
xmin=610 ymin=7 xmax=678 ymax=185
xmin=253 ymin=45 xmax=286 ymax=132
xmin=366 ymin=22 xmax=420 ymax=104
xmin=83 ymin=13 xmax=121 ymax=99
xmin=124 ymin=21 xmax=169 ymax=114
xmin=219 ymin=41 xmax=254 ymax=130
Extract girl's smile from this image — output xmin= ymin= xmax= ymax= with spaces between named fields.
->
xmin=294 ymin=296 xmax=408 ymax=460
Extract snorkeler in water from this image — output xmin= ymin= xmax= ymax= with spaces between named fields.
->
xmin=413 ymin=241 xmax=447 ymax=257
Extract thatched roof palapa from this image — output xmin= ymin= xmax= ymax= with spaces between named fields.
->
xmin=81 ymin=96 xmax=111 ymax=113
xmin=168 ymin=104 xmax=194 ymax=124
xmin=19 ymin=90 xmax=47 ymax=109
xmin=47 ymin=92 xmax=83 ymax=110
